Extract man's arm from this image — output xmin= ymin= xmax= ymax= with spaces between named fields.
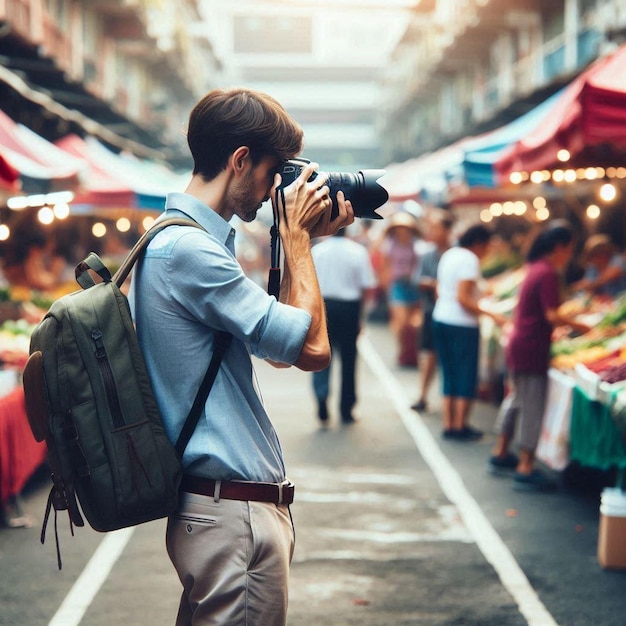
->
xmin=274 ymin=165 xmax=354 ymax=371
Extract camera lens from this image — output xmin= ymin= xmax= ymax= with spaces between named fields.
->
xmin=278 ymin=159 xmax=388 ymax=219
xmin=326 ymin=170 xmax=388 ymax=220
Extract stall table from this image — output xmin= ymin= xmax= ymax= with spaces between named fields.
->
xmin=0 ymin=386 xmax=47 ymax=517
xmin=569 ymin=386 xmax=626 ymax=472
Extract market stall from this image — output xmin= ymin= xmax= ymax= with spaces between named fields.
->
xmin=0 ymin=386 xmax=47 ymax=523
xmin=481 ymin=267 xmax=626 ymax=477
xmin=0 ymin=319 xmax=46 ymax=525
xmin=495 ymin=42 xmax=626 ymax=180
xmin=0 ymin=117 xmax=188 ymax=524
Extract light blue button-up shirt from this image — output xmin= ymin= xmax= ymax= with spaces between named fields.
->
xmin=129 ymin=192 xmax=311 ymax=482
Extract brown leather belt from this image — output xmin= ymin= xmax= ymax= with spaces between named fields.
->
xmin=181 ymin=475 xmax=295 ymax=505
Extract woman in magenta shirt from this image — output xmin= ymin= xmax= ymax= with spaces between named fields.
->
xmin=490 ymin=221 xmax=590 ymax=490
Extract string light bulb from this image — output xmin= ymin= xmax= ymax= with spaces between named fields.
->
xmin=599 ymin=183 xmax=617 ymax=203
xmin=586 ymin=204 xmax=601 ymax=219
xmin=557 ymin=149 xmax=570 ymax=162
xmin=92 ymin=222 xmax=107 ymax=237
xmin=116 ymin=217 xmax=131 ymax=232
xmin=37 ymin=206 xmax=54 ymax=225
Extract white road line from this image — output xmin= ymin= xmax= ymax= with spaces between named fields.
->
xmin=48 ymin=527 xmax=135 ymax=626
xmin=358 ymin=334 xmax=559 ymax=626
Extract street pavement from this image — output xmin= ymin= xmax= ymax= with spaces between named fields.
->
xmin=1 ymin=321 xmax=626 ymax=625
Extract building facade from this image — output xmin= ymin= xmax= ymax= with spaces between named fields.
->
xmin=379 ymin=0 xmax=626 ymax=165
xmin=0 ymin=0 xmax=221 ymax=166
xmin=198 ymin=0 xmax=412 ymax=172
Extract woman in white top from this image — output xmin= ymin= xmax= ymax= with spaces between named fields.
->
xmin=432 ymin=224 xmax=504 ymax=440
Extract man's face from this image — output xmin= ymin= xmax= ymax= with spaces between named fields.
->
xmin=429 ymin=221 xmax=449 ymax=247
xmin=229 ymin=155 xmax=279 ymax=223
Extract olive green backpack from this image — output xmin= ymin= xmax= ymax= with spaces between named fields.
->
xmin=22 ymin=217 xmax=231 ymax=568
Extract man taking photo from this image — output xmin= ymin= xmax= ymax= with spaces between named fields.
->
xmin=130 ymin=87 xmax=354 ymax=625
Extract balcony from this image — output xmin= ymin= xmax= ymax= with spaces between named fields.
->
xmin=0 ymin=0 xmax=39 ymax=42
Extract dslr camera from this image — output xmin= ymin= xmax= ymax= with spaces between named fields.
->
xmin=277 ymin=157 xmax=388 ymax=220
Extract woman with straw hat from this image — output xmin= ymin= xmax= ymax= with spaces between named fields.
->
xmin=379 ymin=211 xmax=422 ymax=366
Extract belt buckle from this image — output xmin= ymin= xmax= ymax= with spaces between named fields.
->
xmin=277 ymin=479 xmax=294 ymax=505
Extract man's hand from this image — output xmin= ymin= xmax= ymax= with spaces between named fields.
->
xmin=273 ymin=162 xmax=354 ymax=240
xmin=309 ymin=190 xmax=355 ymax=239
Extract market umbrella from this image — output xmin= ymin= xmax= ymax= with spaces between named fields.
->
xmin=0 ymin=110 xmax=83 ymax=193
xmin=495 ymin=42 xmax=626 ymax=181
xmin=55 ymin=134 xmax=186 ymax=212
xmin=381 ymin=141 xmax=468 ymax=203
xmin=381 ymin=89 xmax=563 ymax=203
xmin=55 ymin=134 xmax=137 ymax=210
xmin=0 ymin=152 xmax=18 ymax=190
xmin=80 ymin=137 xmax=188 ymax=209
xmin=461 ymin=89 xmax=564 ymax=188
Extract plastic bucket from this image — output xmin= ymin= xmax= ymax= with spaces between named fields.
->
xmin=600 ymin=488 xmax=626 ymax=517
xmin=598 ymin=488 xmax=626 ymax=569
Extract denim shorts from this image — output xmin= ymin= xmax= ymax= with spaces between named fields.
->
xmin=388 ymin=278 xmax=419 ymax=305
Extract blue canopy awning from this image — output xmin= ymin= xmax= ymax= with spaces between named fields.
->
xmin=461 ymin=89 xmax=565 ymax=188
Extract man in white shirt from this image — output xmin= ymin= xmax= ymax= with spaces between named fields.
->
xmin=311 ymin=229 xmax=377 ymax=425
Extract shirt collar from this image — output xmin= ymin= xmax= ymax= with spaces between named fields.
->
xmin=164 ymin=192 xmax=236 ymax=250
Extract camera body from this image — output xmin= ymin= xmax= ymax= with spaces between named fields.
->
xmin=277 ymin=157 xmax=387 ymax=220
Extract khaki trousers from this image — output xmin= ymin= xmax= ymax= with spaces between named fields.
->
xmin=166 ymin=492 xmax=295 ymax=625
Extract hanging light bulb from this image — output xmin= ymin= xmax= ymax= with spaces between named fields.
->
xmin=557 ymin=149 xmax=570 ymax=162
xmin=92 ymin=222 xmax=107 ymax=237
xmin=586 ymin=204 xmax=601 ymax=219
xmin=514 ymin=201 xmax=527 ymax=215
xmin=116 ymin=217 xmax=131 ymax=232
xmin=599 ymin=183 xmax=617 ymax=203
xmin=533 ymin=196 xmax=546 ymax=209
xmin=490 ymin=202 xmax=503 ymax=216
xmin=37 ymin=206 xmax=54 ymax=225
xmin=0 ymin=224 xmax=10 ymax=241
xmin=53 ymin=202 xmax=70 ymax=219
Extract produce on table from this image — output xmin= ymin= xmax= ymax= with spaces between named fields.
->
xmin=0 ymin=319 xmax=34 ymax=369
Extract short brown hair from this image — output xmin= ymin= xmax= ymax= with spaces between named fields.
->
xmin=187 ymin=88 xmax=304 ymax=180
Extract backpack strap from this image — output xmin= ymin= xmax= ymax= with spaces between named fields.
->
xmin=175 ymin=330 xmax=232 ymax=457
xmin=75 ymin=252 xmax=113 ymax=289
xmin=113 ymin=217 xmax=204 ymax=288
xmin=115 ymin=215 xmax=233 ymax=457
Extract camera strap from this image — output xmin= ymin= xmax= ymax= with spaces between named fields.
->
xmin=268 ymin=186 xmax=285 ymax=298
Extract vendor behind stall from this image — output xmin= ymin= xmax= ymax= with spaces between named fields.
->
xmin=572 ymin=234 xmax=626 ymax=298
xmin=1 ymin=231 xmax=68 ymax=293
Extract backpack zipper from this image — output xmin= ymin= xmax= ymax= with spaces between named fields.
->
xmin=92 ymin=329 xmax=125 ymax=429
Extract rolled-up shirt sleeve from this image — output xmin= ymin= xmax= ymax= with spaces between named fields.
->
xmin=251 ymin=298 xmax=311 ymax=363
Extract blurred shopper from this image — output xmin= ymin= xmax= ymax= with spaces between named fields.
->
xmin=432 ymin=224 xmax=505 ymax=440
xmin=411 ymin=209 xmax=454 ymax=413
xmin=490 ymin=221 xmax=591 ymax=490
xmin=379 ymin=211 xmax=421 ymax=366
xmin=571 ymin=234 xmax=626 ymax=298
xmin=311 ymin=230 xmax=377 ymax=425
